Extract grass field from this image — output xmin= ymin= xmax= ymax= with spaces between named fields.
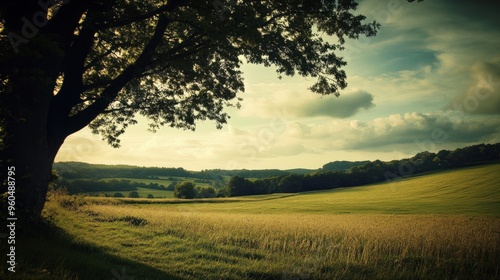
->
xmin=99 ymin=177 xmax=214 ymax=187
xmin=83 ymin=176 xmax=214 ymax=197
xmin=3 ymin=164 xmax=499 ymax=279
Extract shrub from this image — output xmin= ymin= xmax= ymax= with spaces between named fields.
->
xmin=216 ymin=187 xmax=229 ymax=197
xmin=174 ymin=181 xmax=196 ymax=199
xmin=196 ymin=186 xmax=216 ymax=198
xmin=127 ymin=191 xmax=140 ymax=198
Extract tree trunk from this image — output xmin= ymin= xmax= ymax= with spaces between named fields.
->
xmin=6 ymin=137 xmax=61 ymax=224
xmin=2 ymin=106 xmax=63 ymax=226
xmin=1 ymin=49 xmax=63 ymax=224
xmin=1 ymin=0 xmax=91 ymax=224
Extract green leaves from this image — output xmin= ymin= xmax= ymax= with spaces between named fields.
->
xmin=80 ymin=0 xmax=378 ymax=144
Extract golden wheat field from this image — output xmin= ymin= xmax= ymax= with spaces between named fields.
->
xmin=45 ymin=199 xmax=497 ymax=280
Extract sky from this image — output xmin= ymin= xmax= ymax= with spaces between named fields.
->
xmin=55 ymin=0 xmax=500 ymax=171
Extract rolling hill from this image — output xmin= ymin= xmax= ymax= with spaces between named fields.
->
xmin=104 ymin=163 xmax=500 ymax=216
xmin=7 ymin=163 xmax=499 ymax=280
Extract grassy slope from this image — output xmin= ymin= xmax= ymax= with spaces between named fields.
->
xmin=3 ymin=164 xmax=499 ymax=280
xmin=137 ymin=163 xmax=500 ymax=216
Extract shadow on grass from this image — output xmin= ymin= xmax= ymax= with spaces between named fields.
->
xmin=1 ymin=220 xmax=184 ymax=280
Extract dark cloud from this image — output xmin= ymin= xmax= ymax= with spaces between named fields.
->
xmin=448 ymin=59 xmax=500 ymax=115
xmin=243 ymin=89 xmax=375 ymax=119
xmin=339 ymin=112 xmax=500 ymax=151
xmin=300 ymin=90 xmax=375 ymax=118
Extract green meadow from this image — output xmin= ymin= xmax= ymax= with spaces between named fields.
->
xmin=84 ymin=177 xmax=214 ymax=198
xmin=85 ymin=187 xmax=175 ymax=198
xmin=3 ymin=164 xmax=499 ymax=279
xmin=198 ymin=164 xmax=499 ymax=215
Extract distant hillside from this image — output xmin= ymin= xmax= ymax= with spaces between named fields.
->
xmin=284 ymin=168 xmax=317 ymax=174
xmin=216 ymin=164 xmax=500 ymax=216
xmin=224 ymin=143 xmax=500 ymax=197
xmin=54 ymin=161 xmax=193 ymax=179
xmin=53 ymin=162 xmax=318 ymax=181
xmin=199 ymin=169 xmax=291 ymax=179
xmin=53 ymin=161 xmax=379 ymax=181
xmin=321 ymin=160 xmax=370 ymax=171
xmin=54 ymin=143 xmax=500 ymax=197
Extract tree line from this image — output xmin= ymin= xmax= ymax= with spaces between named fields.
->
xmin=224 ymin=143 xmax=500 ymax=197
xmin=53 ymin=179 xmax=167 ymax=194
xmin=54 ymin=162 xmax=195 ymax=180
xmin=54 ymin=162 xmax=362 ymax=183
xmin=53 ymin=162 xmax=296 ymax=181
xmin=173 ymin=181 xmax=223 ymax=199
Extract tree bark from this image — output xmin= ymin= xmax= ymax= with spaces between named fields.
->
xmin=1 ymin=33 xmax=65 ymax=225
xmin=0 ymin=0 xmax=88 ymax=224
xmin=1 ymin=61 xmax=64 ymax=225
xmin=5 ymin=133 xmax=62 ymax=225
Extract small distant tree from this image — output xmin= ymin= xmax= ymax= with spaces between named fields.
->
xmin=166 ymin=181 xmax=177 ymax=191
xmin=278 ymin=174 xmax=303 ymax=193
xmin=174 ymin=181 xmax=196 ymax=199
xmin=216 ymin=187 xmax=229 ymax=198
xmin=128 ymin=191 xmax=140 ymax=198
xmin=211 ymin=180 xmax=224 ymax=189
xmin=113 ymin=192 xmax=124 ymax=198
xmin=196 ymin=186 xmax=216 ymax=198
xmin=227 ymin=176 xmax=252 ymax=196
xmin=146 ymin=194 xmax=154 ymax=199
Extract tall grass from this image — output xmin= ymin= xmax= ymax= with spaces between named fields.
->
xmin=53 ymin=200 xmax=499 ymax=280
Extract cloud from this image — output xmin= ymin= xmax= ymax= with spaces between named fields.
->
xmin=242 ymin=88 xmax=375 ymax=119
xmin=337 ymin=0 xmax=500 ymax=124
xmin=219 ymin=111 xmax=500 ymax=161
xmin=57 ymin=110 xmax=500 ymax=170
xmin=305 ymin=112 xmax=500 ymax=152
xmin=300 ymin=91 xmax=375 ymax=118
xmin=447 ymin=59 xmax=500 ymax=115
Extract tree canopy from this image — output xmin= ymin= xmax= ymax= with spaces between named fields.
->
xmin=174 ymin=181 xmax=196 ymax=199
xmin=2 ymin=0 xmax=383 ymax=147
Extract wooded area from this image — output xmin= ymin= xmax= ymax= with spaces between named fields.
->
xmin=53 ymin=143 xmax=500 ymax=197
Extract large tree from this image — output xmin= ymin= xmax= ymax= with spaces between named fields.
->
xmin=0 ymin=0 xmax=419 ymax=221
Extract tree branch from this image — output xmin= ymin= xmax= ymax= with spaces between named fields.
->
xmin=93 ymin=0 xmax=184 ymax=31
xmin=44 ymin=0 xmax=92 ymax=52
xmin=47 ymin=26 xmax=97 ymax=143
xmin=64 ymin=14 xmax=172 ymax=136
